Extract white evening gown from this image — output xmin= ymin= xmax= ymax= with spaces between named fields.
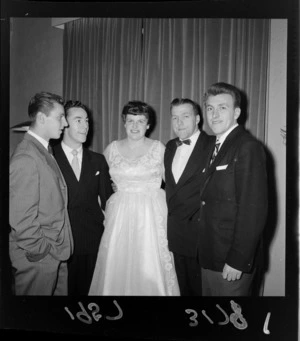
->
xmin=89 ymin=140 xmax=180 ymax=296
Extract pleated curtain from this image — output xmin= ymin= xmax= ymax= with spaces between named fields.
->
xmin=63 ymin=18 xmax=269 ymax=152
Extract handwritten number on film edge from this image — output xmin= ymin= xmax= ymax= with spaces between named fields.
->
xmin=64 ymin=299 xmax=270 ymax=334
xmin=229 ymin=300 xmax=248 ymax=329
xmin=215 ymin=304 xmax=229 ymax=325
xmin=185 ymin=300 xmax=271 ymax=334
xmin=64 ymin=300 xmax=123 ymax=324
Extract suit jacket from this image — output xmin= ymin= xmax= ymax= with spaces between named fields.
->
xmin=53 ymin=143 xmax=113 ymax=255
xmin=9 ymin=133 xmax=73 ymax=262
xmin=198 ymin=126 xmax=268 ymax=273
xmin=164 ymin=131 xmax=215 ymax=257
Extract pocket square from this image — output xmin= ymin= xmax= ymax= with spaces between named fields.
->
xmin=95 ymin=171 xmax=100 ymax=176
xmin=216 ymin=164 xmax=228 ymax=170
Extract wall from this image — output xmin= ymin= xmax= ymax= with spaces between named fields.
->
xmin=9 ymin=18 xmax=64 ymax=156
xmin=263 ymin=19 xmax=287 ymax=296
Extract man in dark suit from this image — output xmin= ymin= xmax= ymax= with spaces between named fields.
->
xmin=53 ymin=100 xmax=113 ymax=295
xmin=164 ymin=98 xmax=214 ymax=296
xmin=198 ymin=82 xmax=268 ymax=296
xmin=9 ymin=92 xmax=73 ymax=295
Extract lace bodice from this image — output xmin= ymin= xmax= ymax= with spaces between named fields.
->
xmin=107 ymin=140 xmax=164 ymax=192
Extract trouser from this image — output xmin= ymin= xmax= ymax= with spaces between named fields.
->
xmin=173 ymin=252 xmax=202 ymax=296
xmin=12 ymin=253 xmax=68 ymax=296
xmin=67 ymin=253 xmax=98 ymax=295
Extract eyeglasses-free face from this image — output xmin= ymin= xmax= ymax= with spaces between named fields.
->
xmin=205 ymin=94 xmax=240 ymax=138
xmin=124 ymin=114 xmax=149 ymax=140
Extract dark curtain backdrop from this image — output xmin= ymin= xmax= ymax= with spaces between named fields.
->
xmin=63 ymin=18 xmax=269 ymax=153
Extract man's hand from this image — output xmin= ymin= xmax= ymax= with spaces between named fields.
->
xmin=25 ymin=244 xmax=51 ymax=262
xmin=222 ymin=263 xmax=242 ymax=281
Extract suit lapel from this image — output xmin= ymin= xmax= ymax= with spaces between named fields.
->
xmin=79 ymin=148 xmax=93 ymax=186
xmin=54 ymin=144 xmax=94 ymax=188
xmin=176 ymin=132 xmax=212 ymax=190
xmin=205 ymin=125 xmax=244 ymax=177
xmin=175 ymin=133 xmax=207 ymax=188
xmin=54 ymin=144 xmax=78 ymax=182
xmin=167 ymin=132 xmax=213 ymax=199
xmin=165 ymin=140 xmax=177 ymax=188
xmin=52 ymin=143 xmax=84 ymax=207
xmin=24 ymin=133 xmax=66 ymax=186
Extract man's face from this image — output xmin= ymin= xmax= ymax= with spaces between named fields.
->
xmin=43 ymin=102 xmax=67 ymax=140
xmin=171 ymin=103 xmax=200 ymax=140
xmin=205 ymin=94 xmax=240 ymax=138
xmin=64 ymin=107 xmax=89 ymax=146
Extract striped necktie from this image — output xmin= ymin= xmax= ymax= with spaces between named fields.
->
xmin=210 ymin=141 xmax=221 ymax=165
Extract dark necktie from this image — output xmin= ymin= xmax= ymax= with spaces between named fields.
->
xmin=47 ymin=144 xmax=63 ymax=179
xmin=176 ymin=138 xmax=191 ymax=147
xmin=210 ymin=141 xmax=221 ymax=165
xmin=47 ymin=144 xmax=53 ymax=155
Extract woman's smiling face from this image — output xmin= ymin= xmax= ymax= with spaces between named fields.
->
xmin=125 ymin=114 xmax=149 ymax=140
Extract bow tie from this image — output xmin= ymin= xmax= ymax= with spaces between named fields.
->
xmin=176 ymin=138 xmax=191 ymax=147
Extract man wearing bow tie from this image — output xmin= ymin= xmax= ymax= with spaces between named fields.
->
xmin=164 ymin=98 xmax=214 ymax=295
xmin=198 ymin=82 xmax=268 ymax=296
xmin=53 ymin=100 xmax=113 ymax=295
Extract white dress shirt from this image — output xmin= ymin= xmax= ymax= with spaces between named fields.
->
xmin=172 ymin=130 xmax=200 ymax=183
xmin=61 ymin=141 xmax=83 ymax=171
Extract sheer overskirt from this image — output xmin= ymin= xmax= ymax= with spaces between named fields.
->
xmin=89 ymin=140 xmax=180 ymax=296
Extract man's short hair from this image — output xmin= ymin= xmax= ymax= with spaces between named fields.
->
xmin=64 ymin=100 xmax=90 ymax=119
xmin=28 ymin=92 xmax=64 ymax=123
xmin=170 ymin=98 xmax=200 ymax=117
xmin=203 ymin=82 xmax=241 ymax=108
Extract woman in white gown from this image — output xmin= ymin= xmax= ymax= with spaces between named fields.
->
xmin=89 ymin=101 xmax=180 ymax=296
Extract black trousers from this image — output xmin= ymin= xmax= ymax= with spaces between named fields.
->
xmin=67 ymin=253 xmax=98 ymax=296
xmin=173 ymin=252 xmax=202 ymax=296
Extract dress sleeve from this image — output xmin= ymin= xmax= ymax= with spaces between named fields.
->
xmin=156 ymin=140 xmax=166 ymax=182
xmin=103 ymin=141 xmax=114 ymax=166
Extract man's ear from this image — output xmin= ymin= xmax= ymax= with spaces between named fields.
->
xmin=234 ymin=107 xmax=241 ymax=120
xmin=36 ymin=111 xmax=45 ymax=124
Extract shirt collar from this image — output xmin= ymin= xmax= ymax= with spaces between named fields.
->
xmin=28 ymin=129 xmax=49 ymax=150
xmin=217 ymin=124 xmax=239 ymax=146
xmin=61 ymin=141 xmax=83 ymax=156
